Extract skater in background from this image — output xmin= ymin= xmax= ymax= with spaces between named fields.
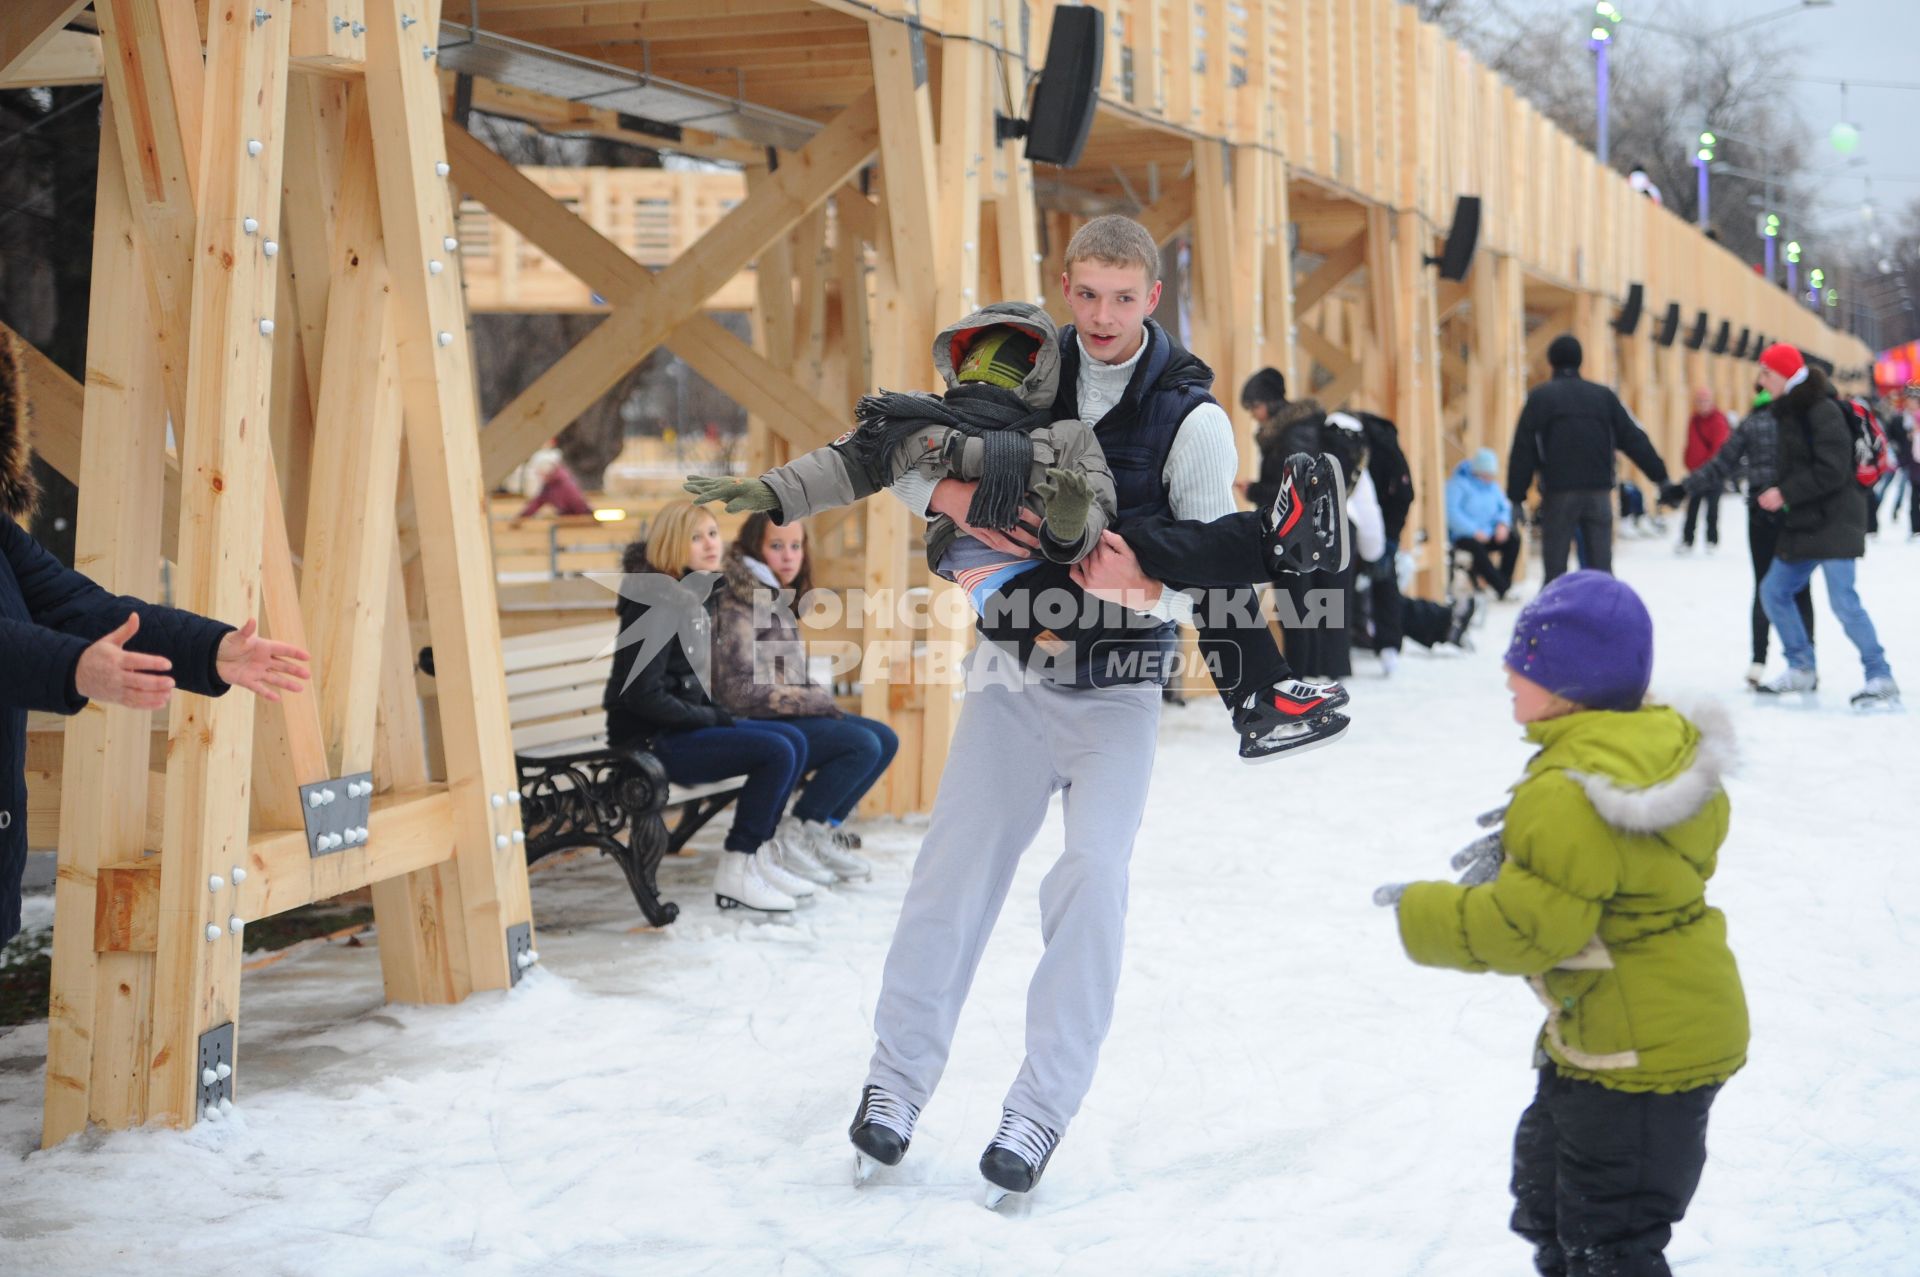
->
xmin=1661 ymin=382 xmax=1815 ymax=689
xmin=1506 ymin=334 xmax=1671 ymax=584
xmin=1677 ymin=387 xmax=1730 ymax=553
xmin=1745 ymin=345 xmax=1900 ymax=708
xmin=516 ymin=448 xmax=594 ymax=518
xmin=1447 ymin=447 xmax=1519 ymax=600
xmin=1375 ymin=570 xmax=1748 ymax=1277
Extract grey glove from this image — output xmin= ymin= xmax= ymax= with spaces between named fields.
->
xmin=1372 ymin=883 xmax=1408 ymax=908
xmin=1034 ymin=466 xmax=1095 ymax=544
xmin=1450 ymin=830 xmax=1505 ymax=887
xmin=683 ymin=475 xmax=779 ymax=514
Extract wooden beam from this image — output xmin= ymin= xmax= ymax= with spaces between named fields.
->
xmin=40 ymin=91 xmax=171 ymax=1149
xmin=365 ymin=0 xmax=532 ymax=999
xmin=301 ymin=88 xmax=404 ymax=777
xmin=0 ymin=29 xmax=101 ymax=88
xmin=148 ymin=0 xmax=295 ymax=1131
xmin=0 ymin=0 xmax=89 ymax=82
xmin=1137 ymin=180 xmax=1194 ymax=249
xmin=474 ymin=89 xmax=880 ymax=485
xmin=441 ymin=122 xmax=852 ymax=463
xmin=1292 ymin=231 xmax=1367 ymax=315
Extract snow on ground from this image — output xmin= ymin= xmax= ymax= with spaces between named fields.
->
xmin=2 ymin=508 xmax=1917 ymax=1276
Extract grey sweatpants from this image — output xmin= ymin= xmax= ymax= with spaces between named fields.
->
xmin=865 ymin=650 xmax=1161 ymax=1133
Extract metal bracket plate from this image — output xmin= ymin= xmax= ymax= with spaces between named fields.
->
xmin=198 ymin=1021 xmax=236 ymax=1117
xmin=301 ymin=772 xmax=374 ymax=858
xmin=506 ymin=922 xmax=534 ymax=987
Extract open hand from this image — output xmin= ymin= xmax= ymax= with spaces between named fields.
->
xmin=684 ymin=475 xmax=779 ymax=514
xmin=1070 ymin=530 xmax=1164 ymax=611
xmin=216 ymin=618 xmax=312 ymax=702
xmin=75 ymin=613 xmax=175 ymax=711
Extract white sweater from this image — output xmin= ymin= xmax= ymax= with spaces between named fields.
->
xmin=892 ymin=332 xmax=1237 ymax=624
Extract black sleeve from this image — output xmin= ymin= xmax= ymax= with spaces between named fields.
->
xmin=1244 ymin=445 xmax=1282 ymax=509
xmin=1609 ymin=393 xmax=1670 ymax=485
xmin=603 ymin=600 xmax=727 ymax=731
xmin=1682 ymin=421 xmax=1748 ymax=495
xmin=1 ymin=517 xmax=232 ymax=705
xmin=1506 ymin=395 xmax=1541 ymax=504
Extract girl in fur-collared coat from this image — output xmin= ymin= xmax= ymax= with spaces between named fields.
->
xmin=1378 ymin=570 xmax=1748 ymax=1277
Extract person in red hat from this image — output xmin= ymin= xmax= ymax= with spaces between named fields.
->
xmin=1750 ymin=343 xmax=1900 ymax=708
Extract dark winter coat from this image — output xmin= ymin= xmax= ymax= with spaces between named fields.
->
xmin=2 ymin=516 xmax=233 ymax=945
xmin=709 ymin=548 xmax=840 ymax=721
xmin=603 ymin=542 xmax=731 ymax=749
xmin=1772 ymin=368 xmax=1867 ymax=562
xmin=1246 ymin=399 xmax=1328 ymax=509
xmin=1356 ymin=412 xmax=1415 ymax=545
xmin=1683 ymin=409 xmax=1730 ymax=471
xmin=1507 ymin=369 xmax=1669 ymax=503
xmin=1682 ymin=405 xmax=1781 ymax=498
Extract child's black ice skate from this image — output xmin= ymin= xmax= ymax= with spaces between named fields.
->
xmin=849 ymin=1085 xmax=919 ymax=1185
xmin=1264 ymin=452 xmax=1349 ymax=575
xmin=980 ymin=1109 xmax=1060 ymax=1210
xmin=1234 ymin=679 xmax=1351 ymax=763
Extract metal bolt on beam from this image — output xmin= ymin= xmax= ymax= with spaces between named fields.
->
xmin=247 ymin=139 xmax=263 ymax=157
xmin=258 ymin=319 xmax=274 ymax=336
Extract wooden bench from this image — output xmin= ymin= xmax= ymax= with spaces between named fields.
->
xmin=491 ymin=622 xmax=747 ymax=927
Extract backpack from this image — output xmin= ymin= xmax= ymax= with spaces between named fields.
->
xmin=1841 ymin=398 xmax=1895 ymax=487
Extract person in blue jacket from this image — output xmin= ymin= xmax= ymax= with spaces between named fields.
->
xmin=0 ymin=335 xmax=310 ymax=945
xmin=1448 ymin=447 xmax=1519 ymax=600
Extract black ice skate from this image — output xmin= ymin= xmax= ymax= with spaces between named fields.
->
xmin=980 ymin=1109 xmax=1060 ymax=1210
xmin=1234 ymin=679 xmax=1352 ymax=763
xmin=1445 ymin=595 xmax=1477 ymax=650
xmin=849 ymin=1085 xmax=919 ymax=1184
xmin=1263 ymin=452 xmax=1349 ymax=575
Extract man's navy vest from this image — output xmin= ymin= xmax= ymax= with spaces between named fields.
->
xmin=1053 ymin=319 xmax=1218 ymax=687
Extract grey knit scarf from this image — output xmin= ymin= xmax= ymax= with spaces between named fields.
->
xmin=844 ymin=382 xmax=1047 ymax=530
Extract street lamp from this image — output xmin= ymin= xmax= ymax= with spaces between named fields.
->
xmin=1694 ymin=131 xmax=1716 ymax=230
xmin=1786 ymin=239 xmax=1802 ymax=292
xmin=1588 ymin=3 xmax=1622 ymax=165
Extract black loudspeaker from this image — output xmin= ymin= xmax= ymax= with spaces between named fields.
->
xmin=1684 ymin=310 xmax=1709 ymax=350
xmin=1752 ymin=333 xmax=1766 ymax=360
xmin=1612 ymin=282 xmax=1645 ymax=334
xmin=1710 ymin=320 xmax=1731 ymax=354
xmin=1423 ymin=196 xmax=1482 ymax=281
xmin=997 ymin=7 xmax=1104 ymax=168
xmin=1733 ymin=328 xmax=1751 ymax=358
xmin=1654 ymin=302 xmax=1681 ymax=347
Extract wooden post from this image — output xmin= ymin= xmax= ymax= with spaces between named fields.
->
xmin=41 ymin=92 xmax=170 ymax=1147
xmin=147 ymin=0 xmax=295 ymax=1129
xmin=364 ymin=0 xmax=530 ymax=995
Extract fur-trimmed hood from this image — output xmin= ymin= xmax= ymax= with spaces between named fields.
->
xmin=0 ymin=332 xmax=37 ymax=521
xmin=1256 ymin=396 xmax=1325 ymax=450
xmin=1547 ymin=700 xmax=1738 ymax=835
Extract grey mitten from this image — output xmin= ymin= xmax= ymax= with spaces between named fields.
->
xmin=683 ymin=475 xmax=779 ymax=514
xmin=1450 ymin=830 xmax=1505 ymax=887
xmin=1372 ymin=882 xmax=1408 ymax=908
xmin=1035 ymin=466 xmax=1095 ymax=543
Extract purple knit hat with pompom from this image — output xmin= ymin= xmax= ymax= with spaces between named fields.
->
xmin=1503 ymin=570 xmax=1653 ymax=711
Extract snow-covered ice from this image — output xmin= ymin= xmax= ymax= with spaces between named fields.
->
xmin=3 ymin=508 xmax=1917 ymax=1276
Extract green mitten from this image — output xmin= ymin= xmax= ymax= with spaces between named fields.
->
xmin=1034 ymin=466 xmax=1094 ymax=543
xmin=683 ymin=475 xmax=779 ymax=514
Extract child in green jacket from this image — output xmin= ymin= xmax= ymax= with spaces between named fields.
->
xmin=1376 ymin=569 xmax=1748 ymax=1277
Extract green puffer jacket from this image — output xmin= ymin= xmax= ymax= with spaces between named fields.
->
xmin=1397 ymin=702 xmax=1748 ymax=1094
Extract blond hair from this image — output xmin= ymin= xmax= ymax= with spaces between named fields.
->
xmin=1064 ymin=214 xmax=1160 ymax=282
xmin=642 ymin=500 xmax=717 ymax=578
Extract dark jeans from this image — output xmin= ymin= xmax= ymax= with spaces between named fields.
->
xmin=1681 ymin=490 xmax=1720 ymax=546
xmin=1511 ymin=1069 xmax=1721 ymax=1277
xmin=1452 ymin=534 xmax=1519 ymax=597
xmin=644 ymin=720 xmax=803 ymax=853
xmin=1539 ymin=489 xmax=1613 ymax=583
xmin=757 ymin=713 xmax=899 ymax=824
xmin=1746 ymin=505 xmax=1813 ymax=665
